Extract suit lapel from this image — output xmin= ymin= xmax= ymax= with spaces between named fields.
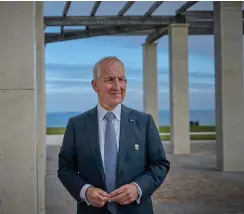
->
xmin=117 ymin=104 xmax=133 ymax=177
xmin=86 ymin=106 xmax=105 ymax=185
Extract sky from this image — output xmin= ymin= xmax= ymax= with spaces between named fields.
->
xmin=44 ymin=1 xmax=243 ymax=113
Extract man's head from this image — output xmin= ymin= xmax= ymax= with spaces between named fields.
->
xmin=91 ymin=56 xmax=127 ymax=110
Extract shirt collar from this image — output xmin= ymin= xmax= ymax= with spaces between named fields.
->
xmin=97 ymin=103 xmax=121 ymax=122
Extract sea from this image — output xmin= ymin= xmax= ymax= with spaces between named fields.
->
xmin=46 ymin=110 xmax=215 ymax=128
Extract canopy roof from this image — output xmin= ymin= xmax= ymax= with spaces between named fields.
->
xmin=44 ymin=1 xmax=244 ymax=43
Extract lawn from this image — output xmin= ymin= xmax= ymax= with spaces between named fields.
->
xmin=47 ymin=126 xmax=216 ymax=141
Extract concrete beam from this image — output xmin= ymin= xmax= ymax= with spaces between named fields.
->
xmin=44 ymin=11 xmax=244 ymax=27
xmin=44 ymin=15 xmax=176 ymax=26
xmin=145 ymin=26 xmax=168 ymax=43
xmin=46 ymin=21 xmax=244 ymax=42
xmin=46 ymin=25 xmax=157 ymax=43
xmin=184 ymin=10 xmax=244 ymax=21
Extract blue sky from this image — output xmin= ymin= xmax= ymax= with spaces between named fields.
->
xmin=44 ymin=1 xmax=242 ymax=113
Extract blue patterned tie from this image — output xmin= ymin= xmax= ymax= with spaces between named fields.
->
xmin=104 ymin=112 xmax=117 ymax=214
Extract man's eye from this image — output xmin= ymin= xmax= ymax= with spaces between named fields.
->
xmin=106 ymin=78 xmax=113 ymax=82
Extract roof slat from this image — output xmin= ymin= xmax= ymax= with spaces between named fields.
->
xmin=176 ymin=1 xmax=198 ymax=15
xmin=63 ymin=1 xmax=71 ymax=16
xmin=90 ymin=1 xmax=101 ymax=16
xmin=144 ymin=1 xmax=164 ymax=17
xmin=61 ymin=1 xmax=71 ymax=34
xmin=118 ymin=1 xmax=135 ymax=16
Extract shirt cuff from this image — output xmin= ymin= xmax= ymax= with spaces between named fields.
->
xmin=80 ymin=184 xmax=92 ymax=206
xmin=131 ymin=182 xmax=142 ymax=204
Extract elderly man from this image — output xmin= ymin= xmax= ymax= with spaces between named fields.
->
xmin=58 ymin=56 xmax=170 ymax=214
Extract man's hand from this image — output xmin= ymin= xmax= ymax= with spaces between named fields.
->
xmin=109 ymin=183 xmax=138 ymax=205
xmin=86 ymin=186 xmax=109 ymax=207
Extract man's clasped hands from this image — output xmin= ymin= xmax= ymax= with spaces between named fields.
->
xmin=86 ymin=183 xmax=138 ymax=207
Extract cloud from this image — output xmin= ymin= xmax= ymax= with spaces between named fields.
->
xmin=46 ymin=61 xmax=216 ymax=112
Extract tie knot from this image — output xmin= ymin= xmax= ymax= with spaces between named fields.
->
xmin=104 ymin=112 xmax=115 ymax=121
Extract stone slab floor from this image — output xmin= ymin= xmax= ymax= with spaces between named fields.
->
xmin=46 ymin=137 xmax=244 ymax=214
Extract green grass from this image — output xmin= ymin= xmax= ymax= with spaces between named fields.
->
xmin=47 ymin=126 xmax=216 ymax=141
xmin=190 ymin=126 xmax=215 ymax=132
xmin=47 ymin=127 xmax=65 ymax=135
xmin=159 ymin=125 xmax=215 ymax=133
xmin=160 ymin=134 xmax=216 ymax=141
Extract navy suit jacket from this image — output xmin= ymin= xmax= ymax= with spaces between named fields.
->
xmin=58 ymin=104 xmax=170 ymax=214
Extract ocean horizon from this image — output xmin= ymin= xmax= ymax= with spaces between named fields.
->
xmin=46 ymin=109 xmax=215 ymax=128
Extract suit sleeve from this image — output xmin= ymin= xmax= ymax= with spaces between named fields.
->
xmin=57 ymin=118 xmax=89 ymax=203
xmin=133 ymin=114 xmax=170 ymax=201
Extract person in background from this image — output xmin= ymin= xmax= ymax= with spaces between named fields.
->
xmin=58 ymin=56 xmax=170 ymax=214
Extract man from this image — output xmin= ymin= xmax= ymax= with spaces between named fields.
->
xmin=58 ymin=56 xmax=170 ymax=214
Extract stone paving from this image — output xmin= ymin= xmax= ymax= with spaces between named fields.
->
xmin=46 ymin=137 xmax=244 ymax=214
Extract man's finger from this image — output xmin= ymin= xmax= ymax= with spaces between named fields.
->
xmin=91 ymin=201 xmax=105 ymax=207
xmin=98 ymin=189 xmax=109 ymax=197
xmin=96 ymin=193 xmax=108 ymax=202
xmin=110 ymin=191 xmax=127 ymax=203
xmin=109 ymin=186 xmax=125 ymax=197
xmin=121 ymin=199 xmax=133 ymax=205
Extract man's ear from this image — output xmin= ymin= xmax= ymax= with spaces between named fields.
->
xmin=91 ymin=80 xmax=99 ymax=92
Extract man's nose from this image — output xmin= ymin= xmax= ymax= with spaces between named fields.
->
xmin=113 ymin=78 xmax=120 ymax=90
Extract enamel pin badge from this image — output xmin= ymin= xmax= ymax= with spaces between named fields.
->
xmin=134 ymin=144 xmax=139 ymax=151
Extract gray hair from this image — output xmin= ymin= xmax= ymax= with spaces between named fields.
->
xmin=92 ymin=56 xmax=124 ymax=80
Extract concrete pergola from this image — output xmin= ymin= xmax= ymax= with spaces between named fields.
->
xmin=0 ymin=1 xmax=243 ymax=214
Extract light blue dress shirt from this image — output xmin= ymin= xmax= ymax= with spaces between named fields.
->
xmin=80 ymin=103 xmax=142 ymax=205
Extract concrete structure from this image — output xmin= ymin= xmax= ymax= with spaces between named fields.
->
xmin=35 ymin=2 xmax=46 ymax=214
xmin=214 ymin=2 xmax=244 ymax=171
xmin=143 ymin=43 xmax=158 ymax=127
xmin=0 ymin=2 xmax=38 ymax=214
xmin=0 ymin=1 xmax=244 ymax=214
xmin=0 ymin=2 xmax=45 ymax=214
xmin=169 ymin=24 xmax=190 ymax=154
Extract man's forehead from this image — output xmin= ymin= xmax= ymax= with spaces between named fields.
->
xmin=100 ymin=60 xmax=125 ymax=75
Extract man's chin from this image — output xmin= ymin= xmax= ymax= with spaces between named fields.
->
xmin=111 ymin=98 xmax=123 ymax=105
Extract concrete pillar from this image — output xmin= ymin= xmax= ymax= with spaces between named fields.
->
xmin=0 ymin=2 xmax=37 ymax=214
xmin=169 ymin=24 xmax=190 ymax=154
xmin=35 ymin=2 xmax=46 ymax=214
xmin=214 ymin=2 xmax=244 ymax=171
xmin=142 ymin=43 xmax=158 ymax=127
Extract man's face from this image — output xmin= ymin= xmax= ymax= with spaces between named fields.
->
xmin=92 ymin=60 xmax=126 ymax=109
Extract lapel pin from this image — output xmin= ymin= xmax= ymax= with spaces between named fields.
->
xmin=134 ymin=144 xmax=139 ymax=151
xmin=129 ymin=119 xmax=133 ymax=122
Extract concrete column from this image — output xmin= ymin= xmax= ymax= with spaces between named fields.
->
xmin=35 ymin=2 xmax=46 ymax=214
xmin=169 ymin=24 xmax=190 ymax=154
xmin=214 ymin=2 xmax=244 ymax=171
xmin=0 ymin=2 xmax=37 ymax=214
xmin=142 ymin=43 xmax=158 ymax=127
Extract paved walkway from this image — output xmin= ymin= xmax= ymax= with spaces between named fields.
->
xmin=46 ymin=136 xmax=244 ymax=214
